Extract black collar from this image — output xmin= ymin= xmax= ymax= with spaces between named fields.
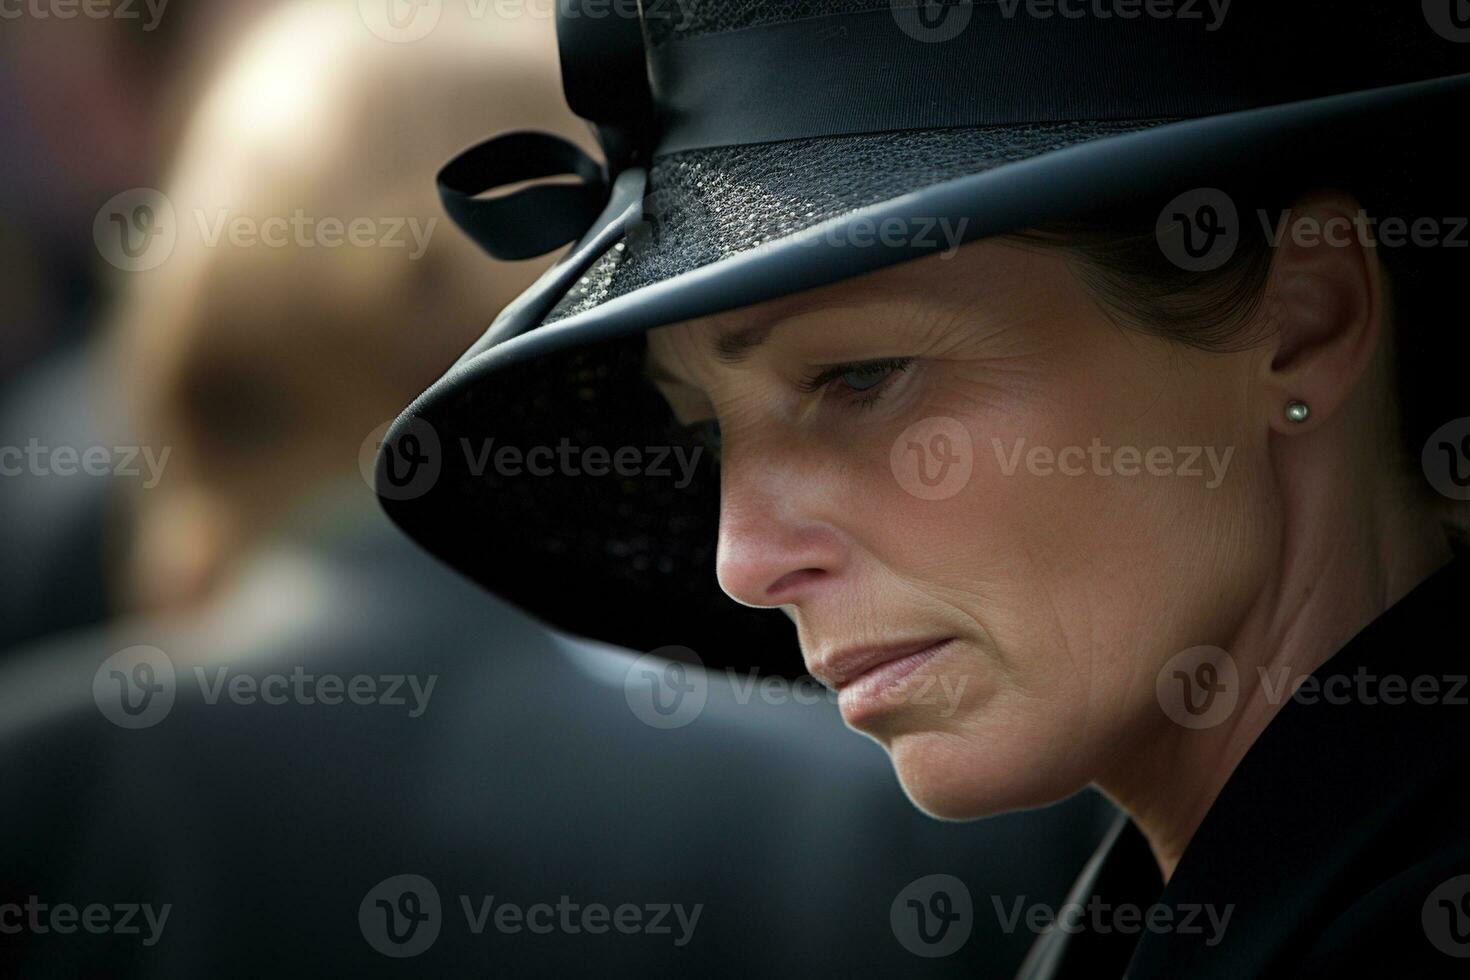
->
xmin=1019 ymin=554 xmax=1470 ymax=979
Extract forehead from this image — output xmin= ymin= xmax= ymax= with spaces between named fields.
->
xmin=644 ymin=285 xmax=875 ymax=383
xmin=645 ymin=239 xmax=1028 ymax=376
xmin=652 ymin=253 xmax=919 ymax=343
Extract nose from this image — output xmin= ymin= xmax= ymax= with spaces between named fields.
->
xmin=714 ymin=447 xmax=847 ymax=610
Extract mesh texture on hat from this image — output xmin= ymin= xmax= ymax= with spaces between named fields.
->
xmin=545 ymin=118 xmax=1174 ymax=324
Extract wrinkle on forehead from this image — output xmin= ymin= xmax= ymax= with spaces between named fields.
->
xmin=644 ymin=240 xmax=1045 ymax=388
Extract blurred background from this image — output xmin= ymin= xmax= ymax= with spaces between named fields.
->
xmin=0 ymin=0 xmax=589 ymax=645
xmin=0 ymin=2 xmax=1111 ymax=976
xmin=0 ymin=0 xmax=243 ymax=649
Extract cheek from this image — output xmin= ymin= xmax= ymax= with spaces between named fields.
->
xmin=1045 ymin=359 xmax=1278 ymax=653
xmin=835 ymin=351 xmax=1277 ymax=738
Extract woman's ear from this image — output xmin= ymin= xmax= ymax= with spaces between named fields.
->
xmin=1258 ymin=190 xmax=1385 ymax=434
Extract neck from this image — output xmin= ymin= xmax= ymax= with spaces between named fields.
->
xmin=1098 ymin=464 xmax=1453 ymax=883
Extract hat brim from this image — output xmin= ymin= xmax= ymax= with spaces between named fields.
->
xmin=378 ymin=73 xmax=1470 ymax=680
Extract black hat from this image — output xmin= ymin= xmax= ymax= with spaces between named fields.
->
xmin=375 ymin=0 xmax=1470 ymax=679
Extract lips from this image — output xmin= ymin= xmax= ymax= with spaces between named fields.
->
xmin=815 ymin=637 xmax=960 ymax=724
xmin=810 ymin=636 xmax=957 ymax=693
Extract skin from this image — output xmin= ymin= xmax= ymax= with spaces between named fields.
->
xmin=646 ymin=191 xmax=1454 ymax=881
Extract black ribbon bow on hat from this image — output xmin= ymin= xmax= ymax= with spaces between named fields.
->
xmin=436 ymin=132 xmax=610 ymax=262
xmin=436 ymin=0 xmax=654 ymax=262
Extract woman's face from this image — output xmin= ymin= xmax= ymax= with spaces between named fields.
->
xmin=646 ymin=239 xmax=1278 ymax=819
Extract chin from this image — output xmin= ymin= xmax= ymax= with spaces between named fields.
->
xmin=884 ymin=726 xmax=1085 ymax=821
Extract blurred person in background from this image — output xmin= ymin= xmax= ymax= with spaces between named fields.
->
xmin=0 ymin=2 xmax=1109 ymax=976
xmin=106 ymin=0 xmax=585 ymax=614
xmin=0 ymin=0 xmax=282 ymax=652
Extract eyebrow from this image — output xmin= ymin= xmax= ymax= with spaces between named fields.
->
xmin=710 ymin=323 xmax=774 ymax=364
xmin=642 ymin=321 xmax=775 ymax=387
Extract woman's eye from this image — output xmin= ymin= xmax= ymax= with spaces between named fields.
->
xmin=799 ymin=357 xmax=915 ymax=405
xmin=841 ymin=363 xmax=898 ymax=392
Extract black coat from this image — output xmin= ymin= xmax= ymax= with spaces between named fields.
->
xmin=1018 ymin=554 xmax=1470 ymax=978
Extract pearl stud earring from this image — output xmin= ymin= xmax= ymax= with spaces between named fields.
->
xmin=1285 ymin=400 xmax=1311 ymax=424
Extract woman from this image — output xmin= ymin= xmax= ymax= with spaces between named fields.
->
xmin=378 ymin=1 xmax=1470 ymax=975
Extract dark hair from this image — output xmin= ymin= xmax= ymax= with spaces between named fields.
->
xmin=1003 ymin=163 xmax=1468 ymax=513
